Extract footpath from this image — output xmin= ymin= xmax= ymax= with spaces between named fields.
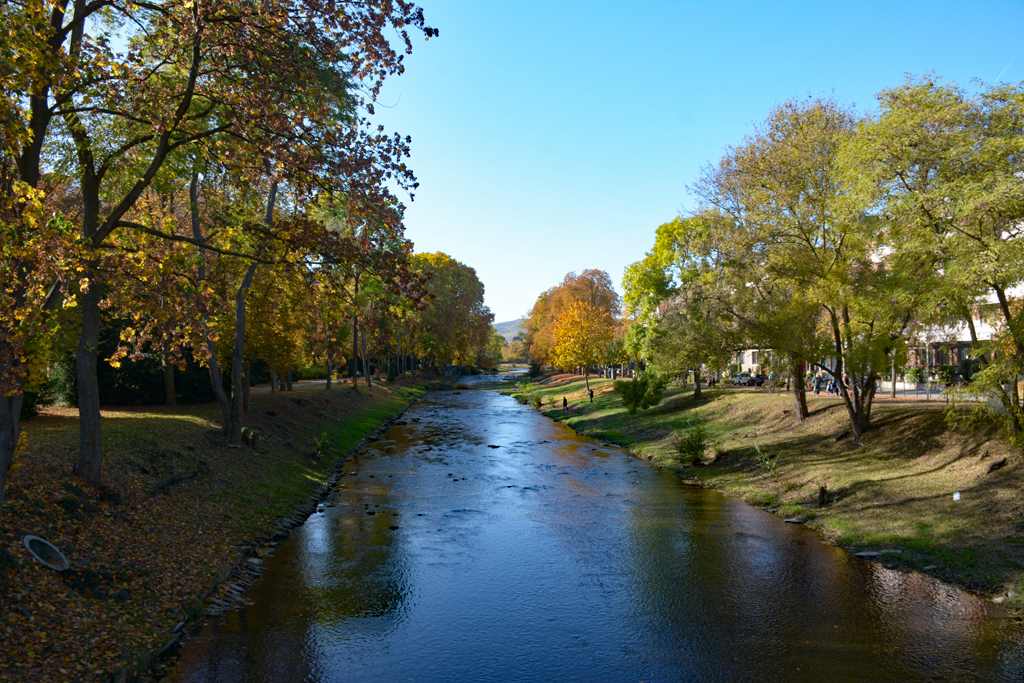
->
xmin=0 ymin=380 xmax=424 ymax=682
xmin=496 ymin=373 xmax=1024 ymax=607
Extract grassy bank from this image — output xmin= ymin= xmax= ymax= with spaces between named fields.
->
xmin=0 ymin=381 xmax=423 ymax=682
xmin=503 ymin=373 xmax=1024 ymax=602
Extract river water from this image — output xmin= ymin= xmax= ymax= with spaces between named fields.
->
xmin=165 ymin=388 xmax=1023 ymax=682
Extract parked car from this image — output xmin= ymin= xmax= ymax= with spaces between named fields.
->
xmin=754 ymin=374 xmax=769 ymax=386
xmin=732 ymin=373 xmax=753 ymax=386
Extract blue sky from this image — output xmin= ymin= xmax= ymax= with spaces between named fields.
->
xmin=373 ymin=1 xmax=1024 ymax=323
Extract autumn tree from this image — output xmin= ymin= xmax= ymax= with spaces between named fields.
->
xmin=551 ymin=301 xmax=614 ymax=391
xmin=410 ymin=252 xmax=493 ymax=369
xmin=523 ymin=270 xmax=620 ymax=367
xmin=1 ymin=0 xmax=436 ymax=488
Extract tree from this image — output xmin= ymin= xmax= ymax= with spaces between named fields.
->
xmin=411 ymin=252 xmax=494 ymax=369
xmin=623 ymin=216 xmax=734 ymax=401
xmin=692 ymin=97 xmax=925 ymax=442
xmin=477 ymin=330 xmax=507 ymax=370
xmin=841 ymin=77 xmax=1024 ymax=441
xmin=551 ymin=300 xmax=614 ymax=391
xmin=523 ymin=269 xmax=620 ymax=367
xmin=1 ymin=0 xmax=436 ymax=489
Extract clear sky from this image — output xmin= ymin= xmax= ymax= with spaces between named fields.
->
xmin=372 ymin=1 xmax=1024 ymax=324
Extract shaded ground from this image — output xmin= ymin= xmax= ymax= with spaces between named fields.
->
xmin=0 ymin=382 xmax=423 ymax=682
xmin=502 ymin=373 xmax=1024 ymax=601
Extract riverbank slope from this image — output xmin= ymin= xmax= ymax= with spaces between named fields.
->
xmin=0 ymin=381 xmax=423 ymax=682
xmin=499 ymin=374 xmax=1024 ymax=603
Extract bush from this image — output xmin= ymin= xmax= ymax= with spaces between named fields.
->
xmin=613 ymin=372 xmax=666 ymax=416
xmin=937 ymin=364 xmax=956 ymax=386
xmin=531 ymin=394 xmax=543 ymax=409
xmin=296 ymin=364 xmax=327 ymax=380
xmin=958 ymin=357 xmax=979 ymax=382
xmin=727 ymin=363 xmax=740 ymax=377
xmin=19 ymin=390 xmax=41 ymax=420
xmin=673 ymin=421 xmax=711 ymax=465
xmin=906 ymin=366 xmax=923 ymax=384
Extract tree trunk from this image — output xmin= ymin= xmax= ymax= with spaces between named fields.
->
xmin=228 ymin=177 xmax=276 ymax=444
xmin=270 ymin=369 xmax=278 ymax=393
xmin=0 ymin=388 xmax=25 ymax=531
xmin=206 ymin=343 xmax=230 ymax=434
xmin=397 ymin=324 xmax=403 ymax=379
xmin=826 ymin=307 xmax=866 ymax=443
xmin=74 ymin=273 xmax=103 ymax=485
xmin=286 ymin=369 xmax=293 ymax=392
xmin=362 ymin=325 xmax=371 ymax=388
xmin=351 ymin=317 xmax=359 ymax=387
xmin=693 ymin=367 xmax=702 ymax=401
xmin=192 ymin=168 xmax=231 ymax=434
xmin=242 ymin=363 xmax=251 ymax=414
xmin=229 ymin=263 xmax=258 ymax=446
xmin=326 ymin=359 xmax=333 ymax=390
xmin=791 ymin=356 xmax=809 ymax=422
xmin=350 ymin=270 xmax=360 ymax=388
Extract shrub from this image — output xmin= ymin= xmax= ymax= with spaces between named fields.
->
xmin=937 ymin=364 xmax=956 ymax=386
xmin=673 ymin=421 xmax=712 ymax=466
xmin=613 ymin=372 xmax=666 ymax=415
xmin=958 ymin=357 xmax=979 ymax=382
xmin=532 ymin=394 xmax=543 ymax=409
xmin=906 ymin=366 xmax=923 ymax=384
xmin=755 ymin=443 xmax=777 ymax=476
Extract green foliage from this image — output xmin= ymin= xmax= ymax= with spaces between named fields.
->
xmin=515 ymin=380 xmax=533 ymax=394
xmin=313 ymin=432 xmax=329 ymax=460
xmin=613 ymin=372 xmax=666 ymax=416
xmin=754 ymin=443 xmax=777 ymax=476
xmin=906 ymin=367 xmax=923 ymax=384
xmin=531 ymin=394 xmax=543 ymax=409
xmin=958 ymin=357 xmax=979 ymax=382
xmin=412 ymin=252 xmax=495 ymax=368
xmin=937 ymin=365 xmax=956 ymax=385
xmin=673 ymin=420 xmax=712 ymax=465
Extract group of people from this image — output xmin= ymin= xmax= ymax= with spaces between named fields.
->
xmin=811 ymin=372 xmax=841 ymax=396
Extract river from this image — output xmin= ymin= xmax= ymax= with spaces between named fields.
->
xmin=164 ymin=387 xmax=1023 ymax=682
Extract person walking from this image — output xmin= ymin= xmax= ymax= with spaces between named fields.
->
xmin=812 ymin=373 xmax=823 ymax=396
xmin=588 ymin=389 xmax=594 ymax=404
xmin=563 ymin=396 xmax=568 ymax=411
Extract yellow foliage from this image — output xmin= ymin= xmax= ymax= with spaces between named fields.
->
xmin=551 ymin=301 xmax=614 ymax=370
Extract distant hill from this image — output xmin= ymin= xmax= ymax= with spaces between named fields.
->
xmin=493 ymin=318 xmax=526 ymax=342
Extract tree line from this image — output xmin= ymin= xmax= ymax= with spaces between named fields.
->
xmin=0 ymin=1 xmax=497 ymax=530
xmin=621 ymin=77 xmax=1023 ymax=445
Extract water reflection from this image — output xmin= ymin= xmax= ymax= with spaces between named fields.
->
xmin=166 ymin=390 xmax=1023 ymax=683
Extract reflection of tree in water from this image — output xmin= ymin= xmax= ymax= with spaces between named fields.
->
xmin=167 ymin=487 xmax=410 ymax=683
xmin=620 ymin=478 xmax=1020 ymax=682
